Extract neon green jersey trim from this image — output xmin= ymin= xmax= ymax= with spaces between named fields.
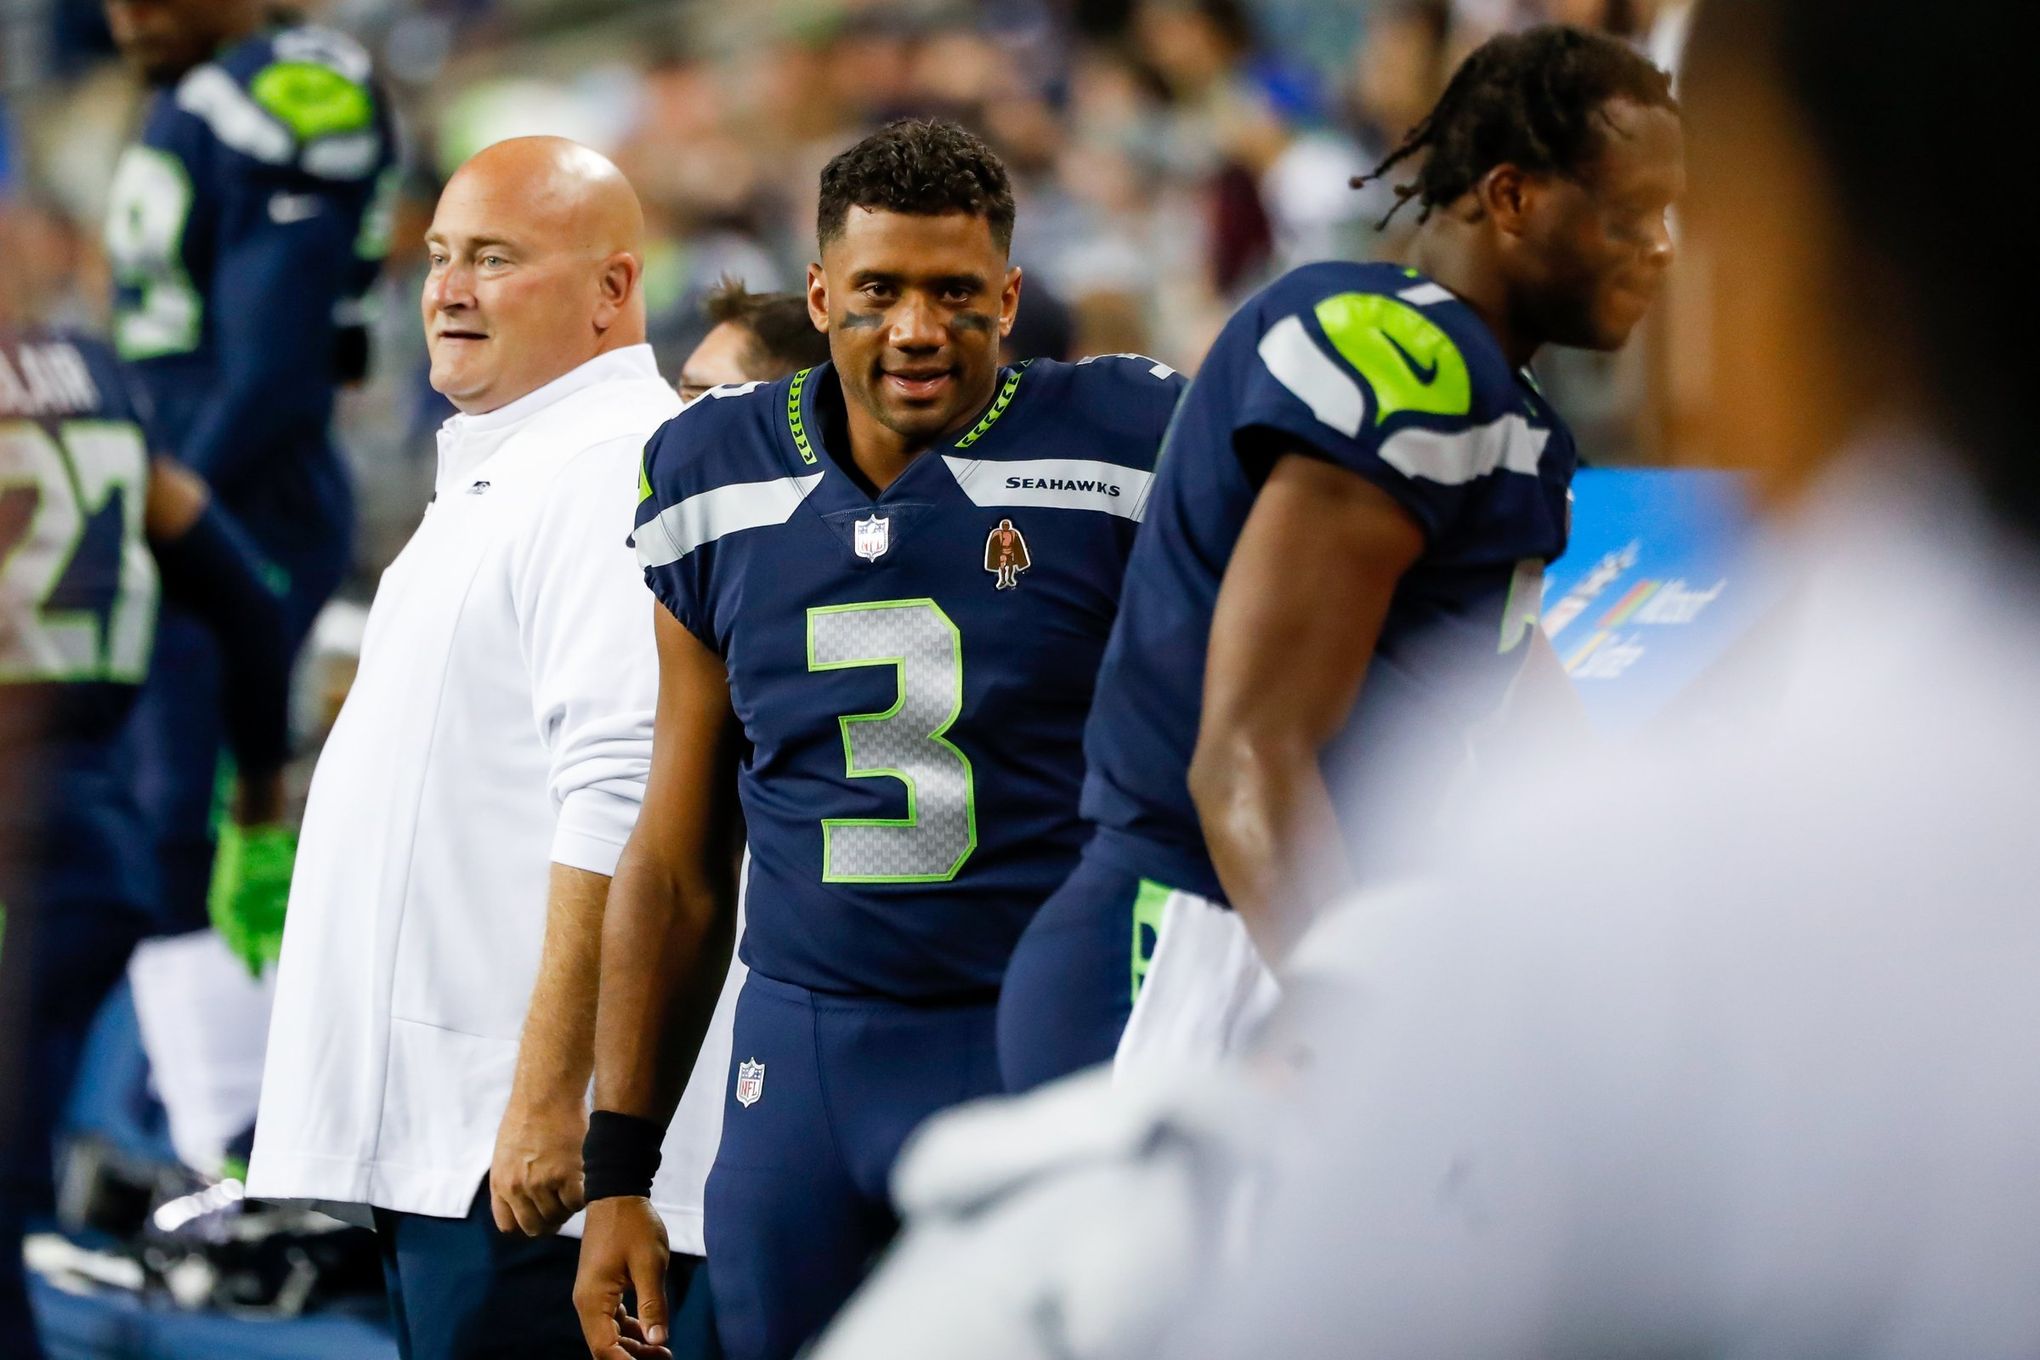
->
xmin=1131 ymin=878 xmax=1173 ymax=1002
xmin=250 ymin=62 xmax=373 ymax=142
xmin=786 ymin=368 xmax=817 ymax=465
xmin=1313 ymin=291 xmax=1472 ymax=425
xmin=952 ymin=364 xmax=1027 ymax=450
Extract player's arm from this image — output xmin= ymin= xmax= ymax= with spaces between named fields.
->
xmin=1188 ymin=451 xmax=1424 ymax=964
xmin=144 ymin=456 xmax=290 ymax=796
xmin=575 ymin=604 xmax=743 ymax=1360
xmin=169 ymin=63 xmax=389 ymax=495
xmin=175 ymin=188 xmax=358 ymax=497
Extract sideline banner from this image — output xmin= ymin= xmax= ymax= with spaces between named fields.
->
xmin=1544 ymin=469 xmax=1768 ymax=734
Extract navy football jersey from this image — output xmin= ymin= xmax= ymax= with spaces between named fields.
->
xmin=635 ymin=357 xmax=1185 ymax=999
xmin=0 ymin=329 xmax=160 ymax=910
xmin=105 ymin=22 xmax=395 ymax=512
xmin=1081 ymin=261 xmax=1576 ymax=899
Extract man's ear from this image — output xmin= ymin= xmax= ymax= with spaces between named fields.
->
xmin=807 ymin=262 xmax=830 ymax=334
xmin=1479 ymin=165 xmax=1537 ymax=239
xmin=594 ymin=251 xmax=641 ymax=332
xmin=999 ymin=265 xmax=1023 ymax=340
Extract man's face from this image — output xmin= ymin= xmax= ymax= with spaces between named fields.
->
xmin=103 ymin=0 xmax=229 ymax=85
xmin=809 ymin=208 xmax=1020 ymax=449
xmin=677 ymin=321 xmax=762 ymax=405
xmin=421 ymin=174 xmax=607 ymax=415
xmin=1512 ymin=98 xmax=1685 ymax=351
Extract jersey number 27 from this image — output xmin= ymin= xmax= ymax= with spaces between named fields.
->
xmin=0 ymin=419 xmax=157 ymax=684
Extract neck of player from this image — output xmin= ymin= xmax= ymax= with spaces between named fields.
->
xmin=841 ymin=373 xmax=999 ymax=496
xmin=1407 ymin=213 xmax=1541 ymax=371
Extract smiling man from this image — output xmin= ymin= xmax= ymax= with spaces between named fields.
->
xmin=570 ymin=119 xmax=1184 ymax=1360
xmin=247 ymin=137 xmax=732 ymax=1360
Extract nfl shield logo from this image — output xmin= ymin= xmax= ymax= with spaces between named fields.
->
xmin=853 ymin=514 xmax=891 ymax=561
xmin=735 ymin=1059 xmax=765 ymax=1108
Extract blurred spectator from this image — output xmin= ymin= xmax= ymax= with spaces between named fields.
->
xmin=5 ymin=0 xmax=1685 ymax=590
xmin=0 ymin=193 xmax=106 ymax=332
xmin=674 ymin=277 xmax=829 ymax=401
xmin=1003 ymin=276 xmax=1076 ymax=364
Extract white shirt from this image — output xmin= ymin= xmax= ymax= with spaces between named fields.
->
xmin=1198 ymin=460 xmax=2040 ymax=1359
xmin=249 ymin=346 xmax=736 ymax=1253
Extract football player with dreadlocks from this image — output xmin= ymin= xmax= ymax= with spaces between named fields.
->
xmin=997 ymin=24 xmax=1684 ymax=1090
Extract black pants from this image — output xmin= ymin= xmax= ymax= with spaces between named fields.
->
xmin=373 ymin=1184 xmax=717 ymax=1360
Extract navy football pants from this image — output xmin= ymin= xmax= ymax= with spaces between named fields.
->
xmin=0 ymin=862 xmax=151 ymax=1360
xmin=996 ymin=847 xmax=1162 ymax=1094
xmin=704 ymin=972 xmax=1002 ymax=1360
xmin=374 ymin=1182 xmax=716 ymax=1360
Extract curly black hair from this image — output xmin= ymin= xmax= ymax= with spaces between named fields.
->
xmin=817 ymin=118 xmax=1016 ymax=253
xmin=1355 ymin=24 xmax=1677 ymax=226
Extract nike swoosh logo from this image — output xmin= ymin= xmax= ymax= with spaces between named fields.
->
xmin=1382 ymin=331 xmax=1440 ymax=385
xmin=268 ymin=192 xmax=323 ymax=225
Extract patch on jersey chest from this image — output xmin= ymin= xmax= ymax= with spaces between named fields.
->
xmin=735 ymin=1059 xmax=765 ymax=1108
xmin=983 ymin=518 xmax=1032 ymax=590
xmin=853 ymin=513 xmax=891 ymax=561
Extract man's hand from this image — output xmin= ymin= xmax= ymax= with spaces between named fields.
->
xmin=575 ymin=1196 xmax=673 ymax=1360
xmin=489 ymin=1093 xmax=588 ymax=1237
xmin=143 ymin=455 xmax=209 ymax=539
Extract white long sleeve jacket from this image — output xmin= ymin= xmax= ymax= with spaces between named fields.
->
xmin=249 ymin=346 xmax=737 ymax=1253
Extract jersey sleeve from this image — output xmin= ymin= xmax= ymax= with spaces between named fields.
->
xmin=1227 ymin=286 xmax=1504 ymax=540
xmin=1077 ymin=350 xmax=1191 ymax=452
xmin=181 ymin=31 xmax=388 ymax=188
xmin=168 ymin=36 xmax=393 ymax=491
xmin=631 ymin=412 xmax=719 ymax=649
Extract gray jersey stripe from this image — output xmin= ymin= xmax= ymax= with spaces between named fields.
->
xmin=1257 ymin=314 xmax=1367 ymax=437
xmin=175 ymin=66 xmax=294 ymax=165
xmin=635 ymin=472 xmax=824 ymax=568
xmin=941 ymin=456 xmax=1153 ymax=521
xmin=1377 ymin=414 xmax=1551 ymax=485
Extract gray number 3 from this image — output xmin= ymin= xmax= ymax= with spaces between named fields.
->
xmin=807 ymin=599 xmax=978 ymax=883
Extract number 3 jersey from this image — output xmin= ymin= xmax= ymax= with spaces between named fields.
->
xmin=634 ymin=358 xmax=1185 ymax=1000
xmin=105 ymin=22 xmax=394 ymax=512
xmin=1081 ymin=261 xmax=1578 ymax=900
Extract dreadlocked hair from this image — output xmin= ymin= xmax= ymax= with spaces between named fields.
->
xmin=1354 ymin=24 xmax=1676 ymax=227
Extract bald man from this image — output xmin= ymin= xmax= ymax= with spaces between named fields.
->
xmin=247 ymin=138 xmax=735 ymax=1360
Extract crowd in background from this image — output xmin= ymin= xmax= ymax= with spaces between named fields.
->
xmin=1 ymin=0 xmax=1690 ymax=579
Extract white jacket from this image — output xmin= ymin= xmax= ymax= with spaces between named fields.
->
xmin=249 ymin=346 xmax=736 ymax=1254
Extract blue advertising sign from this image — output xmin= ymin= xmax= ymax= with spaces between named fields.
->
xmin=1544 ymin=468 xmax=1771 ymax=734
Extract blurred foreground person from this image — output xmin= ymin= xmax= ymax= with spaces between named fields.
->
xmin=101 ymin=0 xmax=398 ymax=1176
xmin=246 ymin=139 xmax=730 ymax=1360
xmin=816 ymin=2 xmax=2040 ymax=1358
xmin=0 ymin=225 xmax=290 ymax=1359
xmin=673 ymin=280 xmax=829 ymax=403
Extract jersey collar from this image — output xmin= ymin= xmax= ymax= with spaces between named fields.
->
xmin=788 ymin=361 xmax=1032 ymax=507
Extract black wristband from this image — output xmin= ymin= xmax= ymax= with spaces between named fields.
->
xmin=583 ymin=1110 xmax=665 ymax=1201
